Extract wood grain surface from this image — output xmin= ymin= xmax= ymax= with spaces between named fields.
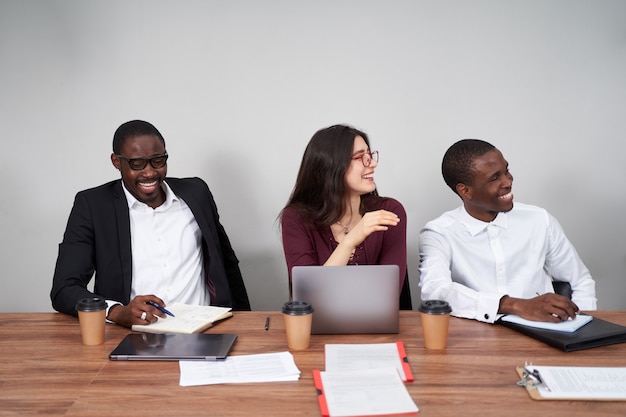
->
xmin=1 ymin=311 xmax=625 ymax=416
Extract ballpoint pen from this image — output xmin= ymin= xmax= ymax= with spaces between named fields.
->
xmin=265 ymin=316 xmax=270 ymax=330
xmin=147 ymin=301 xmax=175 ymax=317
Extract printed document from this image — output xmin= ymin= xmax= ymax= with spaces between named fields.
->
xmin=531 ymin=366 xmax=626 ymax=400
xmin=314 ymin=368 xmax=418 ymax=417
xmin=325 ymin=342 xmax=412 ymax=382
xmin=179 ymin=351 xmax=300 ymax=386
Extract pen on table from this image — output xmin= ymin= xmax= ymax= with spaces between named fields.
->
xmin=147 ymin=301 xmax=175 ymax=317
xmin=265 ymin=316 xmax=270 ymax=331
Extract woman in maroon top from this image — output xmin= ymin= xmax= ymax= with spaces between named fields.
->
xmin=280 ymin=124 xmax=407 ymax=297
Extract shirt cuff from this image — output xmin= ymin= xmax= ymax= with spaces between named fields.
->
xmin=105 ymin=300 xmax=122 ymax=323
xmin=476 ymin=292 xmax=504 ymax=323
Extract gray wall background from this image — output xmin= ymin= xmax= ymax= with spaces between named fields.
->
xmin=1 ymin=0 xmax=624 ymax=312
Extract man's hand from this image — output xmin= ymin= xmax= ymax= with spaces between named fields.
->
xmin=107 ymin=295 xmax=168 ymax=328
xmin=499 ymin=293 xmax=579 ymax=322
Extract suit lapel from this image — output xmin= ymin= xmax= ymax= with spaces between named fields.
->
xmin=169 ymin=179 xmax=211 ymax=237
xmin=112 ymin=181 xmax=133 ymax=302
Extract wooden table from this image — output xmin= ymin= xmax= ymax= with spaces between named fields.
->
xmin=1 ymin=311 xmax=625 ymax=417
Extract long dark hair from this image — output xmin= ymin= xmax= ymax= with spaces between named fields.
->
xmin=282 ymin=124 xmax=382 ymax=229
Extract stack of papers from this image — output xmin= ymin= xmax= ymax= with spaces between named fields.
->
xmin=314 ymin=342 xmax=418 ymax=417
xmin=179 ymin=351 xmax=300 ymax=386
xmin=325 ymin=342 xmax=413 ymax=382
xmin=314 ymin=368 xmax=418 ymax=417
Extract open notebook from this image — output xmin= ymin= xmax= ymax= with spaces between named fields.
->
xmin=131 ymin=303 xmax=232 ymax=334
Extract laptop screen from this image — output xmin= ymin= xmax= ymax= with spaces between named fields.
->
xmin=291 ymin=265 xmax=400 ymax=334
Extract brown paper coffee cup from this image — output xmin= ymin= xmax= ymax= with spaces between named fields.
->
xmin=282 ymin=301 xmax=314 ymax=350
xmin=419 ymin=300 xmax=452 ymax=349
xmin=76 ymin=297 xmax=107 ymax=345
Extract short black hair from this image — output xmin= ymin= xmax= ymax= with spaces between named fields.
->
xmin=112 ymin=120 xmax=165 ymax=154
xmin=442 ymin=139 xmax=496 ymax=195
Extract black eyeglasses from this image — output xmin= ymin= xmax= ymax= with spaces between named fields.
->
xmin=352 ymin=150 xmax=379 ymax=167
xmin=116 ymin=154 xmax=168 ymax=170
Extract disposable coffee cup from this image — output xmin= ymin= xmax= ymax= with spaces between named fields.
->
xmin=75 ymin=297 xmax=107 ymax=345
xmin=282 ymin=301 xmax=314 ymax=350
xmin=419 ymin=300 xmax=452 ymax=350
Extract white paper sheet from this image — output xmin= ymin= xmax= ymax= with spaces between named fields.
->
xmin=325 ymin=343 xmax=408 ymax=381
xmin=179 ymin=351 xmax=300 ymax=386
xmin=531 ymin=366 xmax=626 ymax=399
xmin=319 ymin=368 xmax=418 ymax=417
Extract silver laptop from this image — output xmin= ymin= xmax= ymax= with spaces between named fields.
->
xmin=291 ymin=265 xmax=400 ymax=334
xmin=109 ymin=333 xmax=237 ymax=361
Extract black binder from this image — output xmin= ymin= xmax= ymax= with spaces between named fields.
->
xmin=499 ymin=315 xmax=626 ymax=352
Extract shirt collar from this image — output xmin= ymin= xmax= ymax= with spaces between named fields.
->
xmin=456 ymin=205 xmax=509 ymax=236
xmin=121 ymin=179 xmax=178 ymax=210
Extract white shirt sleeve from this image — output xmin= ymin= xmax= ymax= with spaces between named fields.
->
xmin=543 ymin=214 xmax=597 ymax=310
xmin=419 ymin=227 xmax=504 ymax=323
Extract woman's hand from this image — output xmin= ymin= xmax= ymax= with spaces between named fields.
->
xmin=325 ymin=210 xmax=400 ymax=266
xmin=344 ymin=210 xmax=400 ymax=247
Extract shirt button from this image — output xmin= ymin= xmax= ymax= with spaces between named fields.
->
xmin=484 ymin=313 xmax=490 ymax=320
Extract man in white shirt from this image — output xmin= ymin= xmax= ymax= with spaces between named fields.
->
xmin=418 ymin=139 xmax=596 ymax=323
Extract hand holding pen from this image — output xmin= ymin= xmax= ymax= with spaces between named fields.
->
xmin=500 ymin=293 xmax=578 ymax=322
xmin=147 ymin=300 xmax=175 ymax=317
xmin=108 ymin=295 xmax=175 ymax=327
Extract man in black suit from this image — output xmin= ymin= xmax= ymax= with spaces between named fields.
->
xmin=51 ymin=120 xmax=250 ymax=327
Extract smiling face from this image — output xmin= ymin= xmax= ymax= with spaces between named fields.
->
xmin=458 ymin=149 xmax=514 ymax=222
xmin=111 ymin=134 xmax=167 ymax=209
xmin=344 ymin=135 xmax=378 ymax=197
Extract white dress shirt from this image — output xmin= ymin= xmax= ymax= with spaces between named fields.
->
xmin=119 ymin=180 xmax=210 ymax=307
xmin=418 ymin=202 xmax=597 ymax=323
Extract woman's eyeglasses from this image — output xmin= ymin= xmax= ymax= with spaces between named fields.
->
xmin=352 ymin=150 xmax=379 ymax=167
xmin=116 ymin=154 xmax=168 ymax=170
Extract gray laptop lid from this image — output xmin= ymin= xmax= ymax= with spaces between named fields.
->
xmin=109 ymin=333 xmax=237 ymax=361
xmin=291 ymin=265 xmax=400 ymax=334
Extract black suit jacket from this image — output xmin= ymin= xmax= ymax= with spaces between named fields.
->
xmin=51 ymin=177 xmax=250 ymax=316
